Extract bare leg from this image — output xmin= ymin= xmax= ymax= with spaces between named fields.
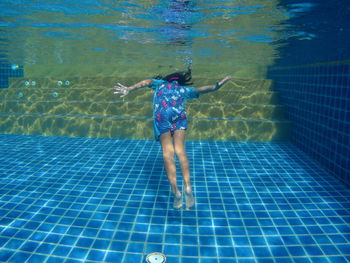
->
xmin=160 ymin=131 xmax=182 ymax=209
xmin=173 ymin=130 xmax=195 ymax=210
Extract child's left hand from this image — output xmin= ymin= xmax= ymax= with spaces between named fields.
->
xmin=214 ymin=75 xmax=232 ymax=91
xmin=218 ymin=76 xmax=232 ymax=86
xmin=113 ymin=83 xmax=130 ymax=97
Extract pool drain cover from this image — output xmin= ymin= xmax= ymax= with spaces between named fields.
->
xmin=146 ymin=252 xmax=166 ymax=263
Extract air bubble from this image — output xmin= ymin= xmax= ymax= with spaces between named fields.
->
xmin=57 ymin=81 xmax=63 ymax=86
xmin=52 ymin=92 xmax=58 ymax=97
xmin=11 ymin=64 xmax=19 ymax=70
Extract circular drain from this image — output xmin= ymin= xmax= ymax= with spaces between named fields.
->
xmin=146 ymin=252 xmax=166 ymax=263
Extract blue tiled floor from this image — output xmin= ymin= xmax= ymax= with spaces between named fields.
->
xmin=0 ymin=134 xmax=349 ymax=263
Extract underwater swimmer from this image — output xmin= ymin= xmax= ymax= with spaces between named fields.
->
xmin=114 ymin=68 xmax=232 ymax=209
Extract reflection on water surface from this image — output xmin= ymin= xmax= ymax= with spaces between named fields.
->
xmin=0 ymin=0 xmax=297 ymax=78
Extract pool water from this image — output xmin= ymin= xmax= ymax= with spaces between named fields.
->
xmin=0 ymin=134 xmax=349 ymax=263
xmin=1 ymin=0 xmax=350 ymax=262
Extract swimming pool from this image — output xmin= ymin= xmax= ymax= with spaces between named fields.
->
xmin=0 ymin=0 xmax=349 ymax=262
xmin=0 ymin=134 xmax=349 ymax=262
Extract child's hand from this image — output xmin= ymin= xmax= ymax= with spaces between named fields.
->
xmin=214 ymin=75 xmax=232 ymax=91
xmin=218 ymin=75 xmax=232 ymax=86
xmin=113 ymin=83 xmax=130 ymax=97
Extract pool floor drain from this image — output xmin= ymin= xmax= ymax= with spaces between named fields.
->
xmin=146 ymin=252 xmax=166 ymax=263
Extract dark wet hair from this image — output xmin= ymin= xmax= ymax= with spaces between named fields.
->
xmin=154 ymin=67 xmax=193 ymax=86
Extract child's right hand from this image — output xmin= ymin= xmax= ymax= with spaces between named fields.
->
xmin=113 ymin=83 xmax=130 ymax=97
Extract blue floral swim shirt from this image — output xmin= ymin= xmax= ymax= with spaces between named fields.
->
xmin=148 ymin=79 xmax=199 ymax=141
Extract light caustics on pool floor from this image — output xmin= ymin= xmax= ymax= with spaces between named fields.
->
xmin=0 ymin=77 xmax=290 ymax=142
xmin=0 ymin=134 xmax=349 ymax=263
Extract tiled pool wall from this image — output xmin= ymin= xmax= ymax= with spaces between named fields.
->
xmin=2 ymin=58 xmax=349 ymax=186
xmin=268 ymin=62 xmax=350 ymax=185
xmin=0 ymin=61 xmax=24 ymax=89
xmin=266 ymin=0 xmax=350 ymax=185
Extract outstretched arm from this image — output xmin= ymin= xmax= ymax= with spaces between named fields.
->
xmin=114 ymin=79 xmax=153 ymax=97
xmin=194 ymin=76 xmax=232 ymax=95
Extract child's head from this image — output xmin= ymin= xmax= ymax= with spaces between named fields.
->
xmin=154 ymin=67 xmax=193 ymax=86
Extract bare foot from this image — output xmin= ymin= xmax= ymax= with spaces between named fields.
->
xmin=184 ymin=186 xmax=195 ymax=210
xmin=173 ymin=191 xmax=182 ymax=209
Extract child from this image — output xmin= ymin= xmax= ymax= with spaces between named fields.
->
xmin=114 ymin=68 xmax=231 ymax=210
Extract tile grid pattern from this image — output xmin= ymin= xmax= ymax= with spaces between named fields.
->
xmin=0 ymin=63 xmax=23 ymax=89
xmin=268 ymin=61 xmax=350 ymax=185
xmin=0 ymin=134 xmax=349 ymax=263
